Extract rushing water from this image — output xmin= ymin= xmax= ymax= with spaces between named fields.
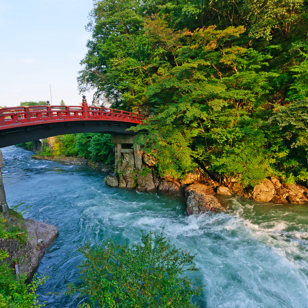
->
xmin=2 ymin=146 xmax=308 ymax=308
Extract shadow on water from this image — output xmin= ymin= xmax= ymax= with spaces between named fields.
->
xmin=2 ymin=146 xmax=308 ymax=308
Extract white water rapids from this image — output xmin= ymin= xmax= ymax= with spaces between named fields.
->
xmin=2 ymin=146 xmax=308 ymax=307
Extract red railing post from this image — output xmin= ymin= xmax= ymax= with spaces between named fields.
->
xmin=82 ymin=95 xmax=89 ymax=119
xmin=47 ymin=106 xmax=52 ymax=120
xmin=24 ymin=107 xmax=30 ymax=122
xmin=66 ymin=106 xmax=70 ymax=119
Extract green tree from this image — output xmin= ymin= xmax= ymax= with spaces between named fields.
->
xmin=89 ymin=134 xmax=114 ymax=165
xmin=79 ymin=0 xmax=308 ymax=187
xmin=269 ymin=100 xmax=308 ymax=184
xmin=60 ymin=100 xmax=65 ymax=106
xmin=67 ymin=231 xmax=201 ymax=307
xmin=20 ymin=101 xmax=47 ymax=107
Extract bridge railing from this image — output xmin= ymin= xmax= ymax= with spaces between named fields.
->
xmin=0 ymin=103 xmax=145 ymax=129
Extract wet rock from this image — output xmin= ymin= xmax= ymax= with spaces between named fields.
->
xmin=136 ymin=169 xmax=156 ymax=192
xmin=143 ymin=154 xmax=158 ymax=167
xmin=104 ymin=175 xmax=119 ymax=188
xmin=185 ymin=184 xmax=224 ymax=215
xmin=253 ymin=179 xmax=275 ymax=202
xmin=158 ymin=180 xmax=182 ymax=196
xmin=217 ymin=186 xmax=232 ymax=196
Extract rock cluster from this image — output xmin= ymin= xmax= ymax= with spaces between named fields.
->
xmin=185 ymin=184 xmax=225 ymax=215
xmin=104 ymin=150 xmax=308 ymax=216
xmin=217 ymin=176 xmax=308 ymax=204
xmin=254 ymin=178 xmax=308 ymax=204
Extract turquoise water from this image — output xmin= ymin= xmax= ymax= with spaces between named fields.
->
xmin=2 ymin=146 xmax=308 ymax=307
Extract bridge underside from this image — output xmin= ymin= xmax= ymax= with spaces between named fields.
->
xmin=0 ymin=120 xmax=137 ymax=148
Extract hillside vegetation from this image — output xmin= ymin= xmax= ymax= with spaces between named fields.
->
xmin=77 ymin=0 xmax=308 ymax=188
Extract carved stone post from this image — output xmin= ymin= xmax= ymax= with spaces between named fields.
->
xmin=134 ymin=144 xmax=142 ymax=170
xmin=0 ymin=150 xmax=9 ymax=215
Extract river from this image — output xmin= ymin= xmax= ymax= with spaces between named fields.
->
xmin=2 ymin=146 xmax=308 ymax=307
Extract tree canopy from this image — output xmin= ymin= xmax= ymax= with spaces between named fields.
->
xmin=19 ymin=101 xmax=47 ymax=107
xmin=78 ymin=0 xmax=308 ymax=187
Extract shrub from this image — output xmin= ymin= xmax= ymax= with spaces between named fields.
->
xmin=67 ymin=231 xmax=202 ymax=307
xmin=16 ymin=142 xmax=33 ymax=151
xmin=0 ymin=252 xmax=46 ymax=308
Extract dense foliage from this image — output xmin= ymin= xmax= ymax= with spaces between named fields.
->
xmin=78 ymin=0 xmax=308 ymax=187
xmin=40 ymin=133 xmax=114 ymax=166
xmin=67 ymin=232 xmax=201 ymax=307
xmin=19 ymin=101 xmax=47 ymax=107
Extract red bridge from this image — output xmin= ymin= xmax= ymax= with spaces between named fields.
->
xmin=0 ymin=98 xmax=145 ymax=148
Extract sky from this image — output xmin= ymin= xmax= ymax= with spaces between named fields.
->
xmin=0 ymin=0 xmax=96 ymax=107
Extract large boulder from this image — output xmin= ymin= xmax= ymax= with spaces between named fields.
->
xmin=158 ymin=180 xmax=182 ymax=196
xmin=185 ymin=184 xmax=225 ymax=215
xmin=104 ymin=175 xmax=119 ymax=188
xmin=253 ymin=179 xmax=275 ymax=202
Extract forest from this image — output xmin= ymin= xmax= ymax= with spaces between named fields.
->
xmin=76 ymin=0 xmax=308 ymax=188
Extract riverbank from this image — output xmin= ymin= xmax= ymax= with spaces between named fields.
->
xmin=33 ymin=150 xmax=308 ymax=217
xmin=0 ymin=212 xmax=58 ymax=279
xmin=103 ymin=149 xmax=308 ymax=215
xmin=32 ymin=154 xmax=112 ymax=173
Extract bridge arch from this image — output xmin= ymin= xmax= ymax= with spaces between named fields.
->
xmin=0 ymin=100 xmax=144 ymax=148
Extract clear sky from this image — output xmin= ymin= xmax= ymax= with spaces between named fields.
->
xmin=0 ymin=0 xmax=95 ymax=107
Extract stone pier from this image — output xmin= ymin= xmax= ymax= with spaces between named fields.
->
xmin=33 ymin=139 xmax=45 ymax=153
xmin=0 ymin=150 xmax=9 ymax=215
xmin=111 ymin=135 xmax=142 ymax=170
xmin=104 ymin=134 xmax=156 ymax=191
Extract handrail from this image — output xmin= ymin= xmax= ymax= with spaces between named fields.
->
xmin=0 ymin=103 xmax=146 ymax=130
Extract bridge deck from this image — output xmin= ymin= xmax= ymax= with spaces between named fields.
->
xmin=0 ymin=102 xmax=145 ymax=148
xmin=0 ymin=103 xmax=145 ymax=130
